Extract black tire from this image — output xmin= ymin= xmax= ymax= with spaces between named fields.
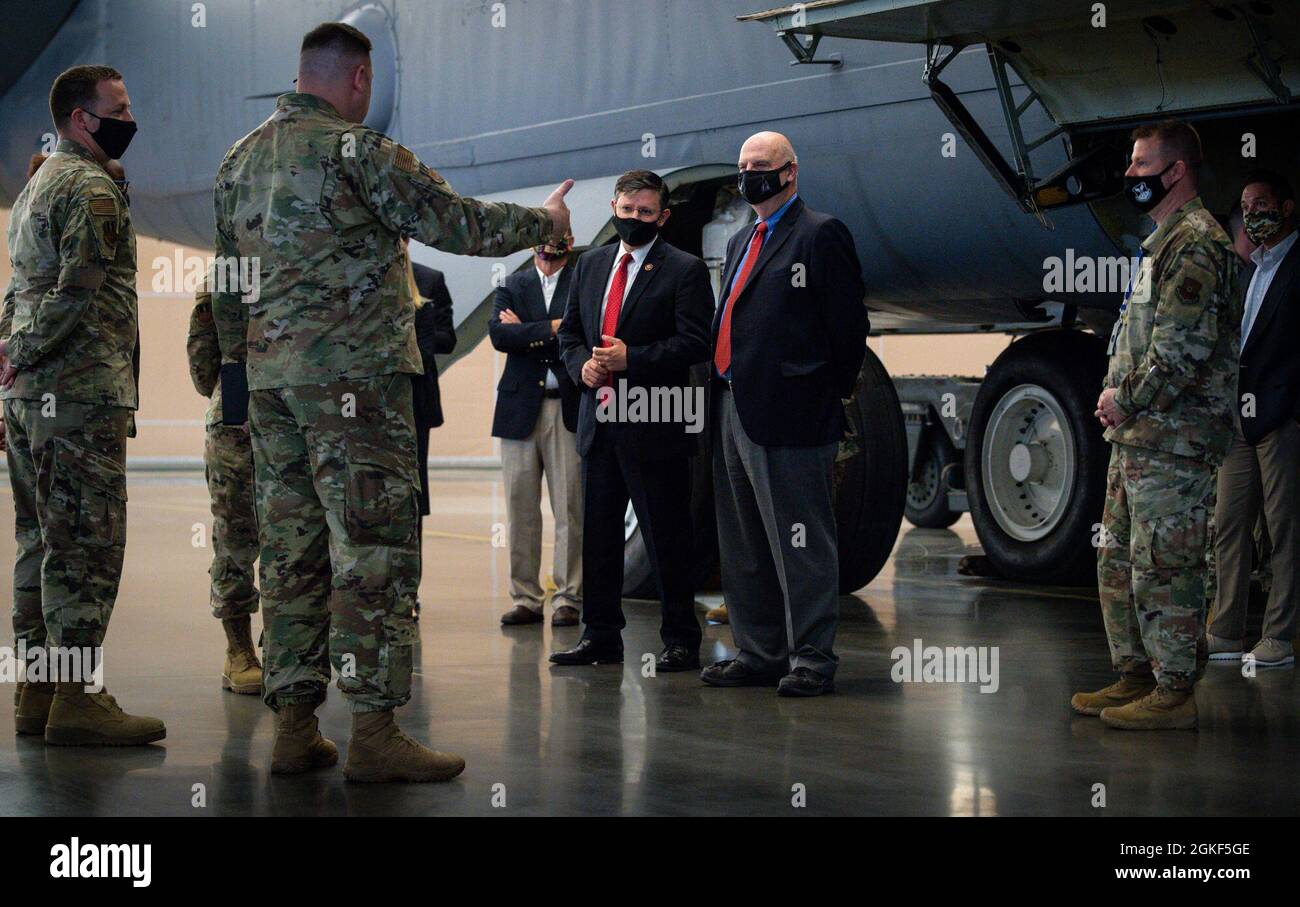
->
xmin=622 ymin=363 xmax=719 ymax=598
xmin=963 ymin=331 xmax=1108 ymax=586
xmin=623 ymin=349 xmax=907 ymax=598
xmin=834 ymin=347 xmax=908 ymax=593
xmin=905 ymin=424 xmax=962 ymax=529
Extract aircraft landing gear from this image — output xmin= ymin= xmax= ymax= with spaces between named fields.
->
xmin=963 ymin=330 xmax=1108 ymax=586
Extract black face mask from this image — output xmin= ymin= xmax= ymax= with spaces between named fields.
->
xmin=79 ymin=108 xmax=137 ymax=160
xmin=612 ymin=215 xmax=660 ymax=247
xmin=738 ymin=161 xmax=792 ymax=205
xmin=1123 ymin=162 xmax=1176 ymax=213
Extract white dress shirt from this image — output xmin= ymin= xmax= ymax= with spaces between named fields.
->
xmin=536 ymin=264 xmax=566 ymax=389
xmin=599 ymin=235 xmax=657 ymax=328
xmin=1242 ymin=229 xmax=1299 ymax=350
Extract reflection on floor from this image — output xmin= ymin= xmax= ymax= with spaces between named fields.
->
xmin=0 ymin=471 xmax=1295 ymax=817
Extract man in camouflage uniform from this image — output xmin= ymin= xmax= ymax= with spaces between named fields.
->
xmin=1071 ymin=120 xmax=1239 ymax=730
xmin=187 ymin=283 xmax=262 ymax=694
xmin=0 ymin=65 xmax=164 ymax=745
xmin=212 ymin=22 xmax=572 ymax=780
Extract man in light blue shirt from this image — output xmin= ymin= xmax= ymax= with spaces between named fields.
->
xmin=1209 ymin=169 xmax=1300 ymax=669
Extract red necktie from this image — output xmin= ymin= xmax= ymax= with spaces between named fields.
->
xmin=713 ymin=221 xmax=767 ymax=376
xmin=600 ymin=252 xmax=634 ymax=386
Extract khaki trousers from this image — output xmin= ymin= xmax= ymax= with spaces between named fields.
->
xmin=500 ymin=398 xmax=582 ymax=611
xmin=1210 ymin=418 xmax=1300 ymax=642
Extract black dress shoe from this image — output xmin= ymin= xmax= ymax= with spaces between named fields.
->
xmin=699 ymin=658 xmax=782 ymax=687
xmin=777 ymin=667 xmax=835 ymax=697
xmin=501 ymin=605 xmax=544 ymax=626
xmin=656 ymin=645 xmax=701 ymax=673
xmin=549 ymin=638 xmax=624 ymax=665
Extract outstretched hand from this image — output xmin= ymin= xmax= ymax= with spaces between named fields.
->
xmin=542 ymin=179 xmax=575 ymax=243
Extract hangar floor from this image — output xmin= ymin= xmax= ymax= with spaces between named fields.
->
xmin=0 ymin=471 xmax=1297 ymax=817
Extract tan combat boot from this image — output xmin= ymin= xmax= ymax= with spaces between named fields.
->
xmin=44 ymin=684 xmax=167 ymax=746
xmin=15 ymin=681 xmax=55 ymax=736
xmin=1101 ymin=687 xmax=1197 ymax=730
xmin=270 ymin=702 xmax=338 ymax=774
xmin=1070 ymin=673 xmax=1156 ymax=716
xmin=221 ymin=615 xmax=263 ymax=694
xmin=343 ymin=710 xmax=465 ymax=783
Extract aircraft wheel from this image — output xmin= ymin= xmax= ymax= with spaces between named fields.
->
xmin=963 ymin=331 xmax=1108 ymax=585
xmin=622 ymin=365 xmax=719 ymax=599
xmin=622 ymin=349 xmax=907 ymax=599
xmin=905 ymin=426 xmax=962 ymax=529
xmin=835 ymin=346 xmax=908 ymax=593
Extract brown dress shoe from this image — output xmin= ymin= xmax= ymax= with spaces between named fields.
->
xmin=552 ymin=605 xmax=580 ymax=627
xmin=501 ymin=605 xmax=543 ymax=626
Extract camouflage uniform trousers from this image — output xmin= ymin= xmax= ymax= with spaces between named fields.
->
xmin=1097 ymin=442 xmax=1215 ymax=691
xmin=249 ymin=373 xmax=420 ymax=713
xmin=4 ymin=397 xmax=129 ymax=650
xmin=205 ymin=422 xmax=259 ymax=618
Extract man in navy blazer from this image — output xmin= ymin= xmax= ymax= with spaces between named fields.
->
xmin=702 ymin=132 xmax=868 ymax=697
xmin=1208 ymin=169 xmax=1300 ymax=667
xmin=553 ymin=170 xmax=713 ymax=670
xmin=489 ymin=236 xmax=584 ymax=628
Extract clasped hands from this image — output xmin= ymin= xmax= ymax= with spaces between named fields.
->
xmin=584 ymin=336 xmax=626 ymax=388
xmin=1095 ymin=387 xmax=1126 ymax=429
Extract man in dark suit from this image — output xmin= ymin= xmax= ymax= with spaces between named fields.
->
xmin=553 ymin=170 xmax=713 ymax=669
xmin=412 ymin=262 xmax=456 ymax=432
xmin=702 ymin=132 xmax=868 ymax=697
xmin=1208 ymin=169 xmax=1300 ymax=668
xmin=409 ymin=259 xmax=456 ymax=619
xmin=489 ymin=235 xmax=584 ymax=628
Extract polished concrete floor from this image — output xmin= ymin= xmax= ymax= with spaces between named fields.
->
xmin=0 ymin=470 xmax=1297 ymax=817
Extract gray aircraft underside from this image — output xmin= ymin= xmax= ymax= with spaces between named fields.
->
xmin=7 ymin=0 xmax=1298 ymax=341
xmin=0 ymin=0 xmax=1134 ymax=342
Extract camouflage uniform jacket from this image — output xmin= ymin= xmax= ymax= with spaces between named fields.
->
xmin=1104 ymin=197 xmax=1239 ymax=465
xmin=212 ymin=92 xmax=554 ymax=389
xmin=0 ymin=139 xmax=137 ymax=408
xmin=186 ymin=287 xmax=223 ymax=426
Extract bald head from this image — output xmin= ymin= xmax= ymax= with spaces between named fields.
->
xmin=737 ymin=131 xmax=799 ymax=215
xmin=740 ymin=132 xmax=797 ymax=168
